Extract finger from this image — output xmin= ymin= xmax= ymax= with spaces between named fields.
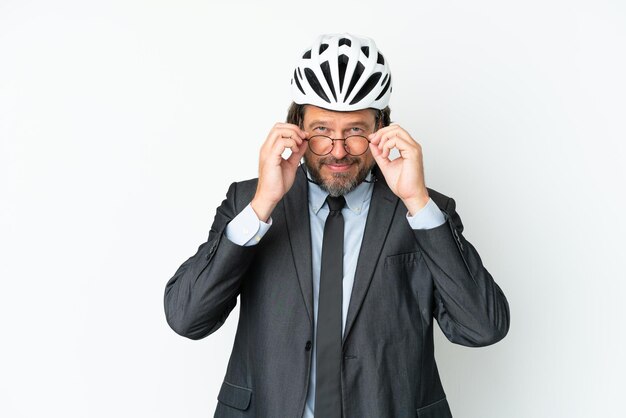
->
xmin=369 ymin=124 xmax=411 ymax=144
xmin=376 ymin=128 xmax=415 ymax=148
xmin=381 ymin=135 xmax=421 ymax=160
xmin=369 ymin=142 xmax=390 ymax=168
xmin=385 ymin=133 xmax=421 ymax=153
xmin=379 ymin=134 xmax=403 ymax=159
xmin=380 ymin=137 xmax=406 ymax=159
xmin=285 ymin=140 xmax=308 ymax=166
xmin=377 ymin=130 xmax=402 ymax=154
xmin=275 ymin=128 xmax=304 ymax=143
xmin=377 ymin=133 xmax=392 ymax=150
xmin=264 ymin=127 xmax=304 ymax=148
xmin=369 ymin=130 xmax=386 ymax=144
xmin=264 ymin=129 xmax=304 ymax=153
xmin=369 ymin=124 xmax=402 ymax=142
xmin=273 ymin=123 xmax=307 ymax=139
xmin=270 ymin=137 xmax=300 ymax=158
xmin=381 ymin=137 xmax=395 ymax=159
xmin=370 ymin=128 xmax=396 ymax=146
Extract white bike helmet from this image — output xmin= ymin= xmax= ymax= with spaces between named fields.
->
xmin=291 ymin=33 xmax=392 ymax=111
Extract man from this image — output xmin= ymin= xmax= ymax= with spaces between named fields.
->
xmin=164 ymin=33 xmax=510 ymax=418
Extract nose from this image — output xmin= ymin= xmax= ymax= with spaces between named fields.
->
xmin=330 ymin=139 xmax=349 ymax=159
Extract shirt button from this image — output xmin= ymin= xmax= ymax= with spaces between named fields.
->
xmin=305 ymin=341 xmax=312 ymax=351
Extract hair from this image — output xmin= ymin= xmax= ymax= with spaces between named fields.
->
xmin=286 ymin=102 xmax=392 ymax=130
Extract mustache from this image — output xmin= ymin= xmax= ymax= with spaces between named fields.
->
xmin=318 ymin=156 xmax=358 ymax=166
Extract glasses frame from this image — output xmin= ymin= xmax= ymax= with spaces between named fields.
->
xmin=303 ymin=134 xmax=372 ymax=156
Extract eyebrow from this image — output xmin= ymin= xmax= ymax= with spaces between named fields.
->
xmin=306 ymin=119 xmax=372 ymax=129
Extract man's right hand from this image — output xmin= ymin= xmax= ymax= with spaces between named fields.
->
xmin=250 ymin=123 xmax=308 ymax=222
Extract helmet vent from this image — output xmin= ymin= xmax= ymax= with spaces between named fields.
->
xmin=303 ymin=50 xmax=312 ymax=59
xmin=338 ymin=54 xmax=349 ymax=92
xmin=304 ymin=68 xmax=331 ymax=103
xmin=319 ymin=43 xmax=329 ymax=54
xmin=345 ymin=62 xmax=365 ymax=100
xmin=375 ymin=75 xmax=391 ymax=101
xmin=320 ymin=61 xmax=337 ymax=101
xmin=377 ymin=52 xmax=385 ymax=65
xmin=294 ymin=69 xmax=306 ymax=95
xmin=338 ymin=38 xmax=351 ymax=47
xmin=361 ymin=46 xmax=369 ymax=57
xmin=350 ymin=72 xmax=382 ymax=105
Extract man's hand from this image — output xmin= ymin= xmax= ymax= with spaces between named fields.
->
xmin=368 ymin=124 xmax=430 ymax=216
xmin=251 ymin=123 xmax=309 ymax=222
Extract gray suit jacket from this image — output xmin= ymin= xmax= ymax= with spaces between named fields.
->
xmin=164 ymin=165 xmax=510 ymax=418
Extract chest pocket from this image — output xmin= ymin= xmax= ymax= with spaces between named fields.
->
xmin=384 ymin=251 xmax=422 ymax=267
xmin=381 ymin=250 xmax=425 ymax=310
xmin=383 ymin=250 xmax=433 ymax=328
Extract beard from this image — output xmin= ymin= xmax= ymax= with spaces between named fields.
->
xmin=303 ymin=154 xmax=374 ymax=197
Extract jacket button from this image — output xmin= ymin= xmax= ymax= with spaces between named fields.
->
xmin=305 ymin=341 xmax=312 ymax=351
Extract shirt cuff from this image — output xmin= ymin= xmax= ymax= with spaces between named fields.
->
xmin=225 ymin=204 xmax=273 ymax=246
xmin=406 ymin=198 xmax=446 ymax=230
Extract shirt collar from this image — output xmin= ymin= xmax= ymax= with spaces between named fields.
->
xmin=307 ymin=168 xmax=374 ymax=215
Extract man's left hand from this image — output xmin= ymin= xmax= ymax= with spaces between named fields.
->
xmin=368 ymin=124 xmax=430 ymax=216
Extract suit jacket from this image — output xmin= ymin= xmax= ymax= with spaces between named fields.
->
xmin=164 ymin=165 xmax=510 ymax=418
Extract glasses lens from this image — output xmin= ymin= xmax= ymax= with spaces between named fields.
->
xmin=345 ymin=136 xmax=369 ymax=156
xmin=309 ymin=136 xmax=333 ymax=155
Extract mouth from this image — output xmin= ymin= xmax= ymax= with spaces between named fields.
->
xmin=324 ymin=163 xmax=352 ymax=172
xmin=320 ymin=157 xmax=356 ymax=173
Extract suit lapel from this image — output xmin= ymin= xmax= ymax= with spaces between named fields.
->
xmin=282 ymin=168 xmax=314 ymax=325
xmin=343 ymin=166 xmax=399 ymax=345
xmin=282 ymin=165 xmax=399 ymax=335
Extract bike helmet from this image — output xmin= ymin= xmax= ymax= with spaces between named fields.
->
xmin=291 ymin=33 xmax=392 ymax=111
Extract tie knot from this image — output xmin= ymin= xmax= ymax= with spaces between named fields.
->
xmin=326 ymin=195 xmax=346 ymax=213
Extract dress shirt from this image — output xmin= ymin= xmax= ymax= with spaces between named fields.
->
xmin=224 ymin=170 xmax=446 ymax=417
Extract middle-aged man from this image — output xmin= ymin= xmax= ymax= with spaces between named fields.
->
xmin=164 ymin=33 xmax=510 ymax=418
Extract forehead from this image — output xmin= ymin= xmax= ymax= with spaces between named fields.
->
xmin=302 ymin=105 xmax=376 ymax=126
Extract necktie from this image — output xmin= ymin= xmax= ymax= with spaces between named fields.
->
xmin=315 ymin=195 xmax=346 ymax=418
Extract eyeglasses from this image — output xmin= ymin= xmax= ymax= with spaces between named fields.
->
xmin=303 ymin=135 xmax=371 ymax=156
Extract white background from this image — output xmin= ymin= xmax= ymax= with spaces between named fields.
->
xmin=1 ymin=1 xmax=625 ymax=417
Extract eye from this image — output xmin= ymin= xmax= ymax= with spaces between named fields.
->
xmin=315 ymin=126 xmax=328 ymax=132
xmin=350 ymin=127 xmax=363 ymax=133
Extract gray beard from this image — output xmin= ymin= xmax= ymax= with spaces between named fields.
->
xmin=303 ymin=156 xmax=374 ymax=197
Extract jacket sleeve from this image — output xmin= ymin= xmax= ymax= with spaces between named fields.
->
xmin=163 ymin=182 xmax=257 ymax=340
xmin=413 ymin=196 xmax=510 ymax=347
